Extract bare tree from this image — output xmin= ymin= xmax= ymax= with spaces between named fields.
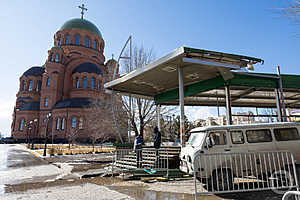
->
xmin=283 ymin=1 xmax=300 ymax=21
xmin=173 ymin=115 xmax=194 ymax=141
xmin=117 ymin=46 xmax=174 ymax=140
xmin=66 ymin=127 xmax=80 ymax=150
xmin=86 ymin=100 xmax=126 ymax=149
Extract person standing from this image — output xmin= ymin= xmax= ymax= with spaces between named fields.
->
xmin=153 ymin=126 xmax=161 ymax=167
xmin=134 ymin=135 xmax=143 ymax=168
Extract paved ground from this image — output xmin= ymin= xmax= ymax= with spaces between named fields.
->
xmin=0 ymin=144 xmax=293 ymax=200
xmin=0 ymin=183 xmax=133 ymax=200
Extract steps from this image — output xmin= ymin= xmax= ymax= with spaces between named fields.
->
xmin=115 ymin=146 xmax=181 ymax=169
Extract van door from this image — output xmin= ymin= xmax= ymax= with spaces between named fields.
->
xmin=207 ymin=130 xmax=229 ymax=153
xmin=273 ymin=127 xmax=300 ymax=163
xmin=245 ymin=128 xmax=277 ymax=176
xmin=206 ymin=131 xmax=232 ymax=172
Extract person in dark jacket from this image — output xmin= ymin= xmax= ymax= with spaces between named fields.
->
xmin=153 ymin=126 xmax=161 ymax=167
xmin=153 ymin=126 xmax=161 ymax=149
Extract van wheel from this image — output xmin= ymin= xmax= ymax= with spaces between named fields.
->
xmin=211 ymin=168 xmax=234 ymax=191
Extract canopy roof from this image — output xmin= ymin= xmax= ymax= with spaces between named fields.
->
xmin=155 ymin=72 xmax=300 ymax=108
xmin=104 ymin=46 xmax=300 ymax=108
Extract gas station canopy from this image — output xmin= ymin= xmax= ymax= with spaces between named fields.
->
xmin=104 ymin=46 xmax=300 ymax=108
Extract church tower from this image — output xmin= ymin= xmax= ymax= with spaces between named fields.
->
xmin=11 ymin=6 xmax=117 ymax=143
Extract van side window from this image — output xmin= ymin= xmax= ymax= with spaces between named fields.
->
xmin=274 ymin=128 xmax=300 ymax=141
xmin=209 ymin=131 xmax=227 ymax=145
xmin=231 ymin=131 xmax=244 ymax=144
xmin=246 ymin=129 xmax=272 ymax=143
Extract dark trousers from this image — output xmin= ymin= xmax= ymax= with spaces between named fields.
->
xmin=155 ymin=148 xmax=160 ymax=168
xmin=136 ymin=149 xmax=142 ymax=168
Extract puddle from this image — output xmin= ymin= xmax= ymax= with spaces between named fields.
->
xmin=109 ymin=186 xmax=222 ymax=200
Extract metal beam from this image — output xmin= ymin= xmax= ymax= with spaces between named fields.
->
xmin=182 ymin=57 xmax=241 ymax=70
xmin=225 ymin=85 xmax=232 ymax=125
xmin=178 ymin=66 xmax=185 ymax=147
xmin=231 ymin=87 xmax=256 ymax=102
xmin=286 ymin=98 xmax=300 ymax=107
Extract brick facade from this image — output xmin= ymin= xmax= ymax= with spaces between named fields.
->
xmin=11 ymin=18 xmax=119 ymax=143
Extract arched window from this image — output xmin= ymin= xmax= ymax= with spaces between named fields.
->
xmin=55 ymin=54 xmax=59 ymax=62
xmin=93 ymin=40 xmax=97 ymax=49
xmin=91 ymin=77 xmax=95 ymax=89
xmin=79 ymin=117 xmax=83 ymax=129
xmin=36 ymin=80 xmax=41 ymax=92
xmin=44 ymin=97 xmax=49 ymax=107
xmin=75 ymin=77 xmax=79 ymax=88
xmin=65 ymin=35 xmax=70 ymax=45
xmin=28 ymin=80 xmax=33 ymax=91
xmin=56 ymin=117 xmax=60 ymax=130
xmin=97 ymin=80 xmax=101 ymax=90
xmin=85 ymin=36 xmax=89 ymax=47
xmin=71 ymin=117 xmax=77 ymax=128
xmin=75 ymin=34 xmax=80 ymax=45
xmin=58 ymin=35 xmax=62 ymax=45
xmin=83 ymin=76 xmax=87 ymax=88
xmin=21 ymin=80 xmax=25 ymax=91
xmin=46 ymin=77 xmax=50 ymax=87
xmin=49 ymin=54 xmax=53 ymax=62
xmin=61 ymin=118 xmax=65 ymax=130
xmin=19 ymin=119 xmax=24 ymax=131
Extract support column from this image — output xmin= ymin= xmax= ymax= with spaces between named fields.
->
xmin=275 ymin=88 xmax=282 ymax=122
xmin=277 ymin=66 xmax=287 ymax=122
xmin=128 ymin=94 xmax=132 ymax=140
xmin=178 ymin=67 xmax=185 ymax=147
xmin=225 ymin=85 xmax=232 ymax=125
xmin=156 ymin=104 xmax=161 ymax=131
xmin=216 ymin=91 xmax=220 ymax=117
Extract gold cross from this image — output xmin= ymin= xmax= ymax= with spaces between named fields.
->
xmin=78 ymin=4 xmax=88 ymax=19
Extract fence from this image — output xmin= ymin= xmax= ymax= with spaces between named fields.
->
xmin=112 ymin=147 xmax=180 ymax=172
xmin=193 ymin=150 xmax=299 ymax=199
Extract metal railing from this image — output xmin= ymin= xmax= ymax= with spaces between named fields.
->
xmin=112 ymin=147 xmax=172 ymax=172
xmin=193 ymin=150 xmax=299 ymax=199
xmin=142 ymin=148 xmax=170 ymax=170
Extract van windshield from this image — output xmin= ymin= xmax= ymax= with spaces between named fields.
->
xmin=187 ymin=131 xmax=206 ymax=147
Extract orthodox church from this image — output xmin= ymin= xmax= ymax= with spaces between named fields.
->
xmin=11 ymin=9 xmax=119 ymax=142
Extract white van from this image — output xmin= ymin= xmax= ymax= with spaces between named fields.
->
xmin=180 ymin=122 xmax=300 ymax=178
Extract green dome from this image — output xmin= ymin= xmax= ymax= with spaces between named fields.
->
xmin=59 ymin=18 xmax=102 ymax=38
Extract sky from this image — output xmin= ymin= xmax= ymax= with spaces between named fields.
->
xmin=0 ymin=0 xmax=299 ymax=137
